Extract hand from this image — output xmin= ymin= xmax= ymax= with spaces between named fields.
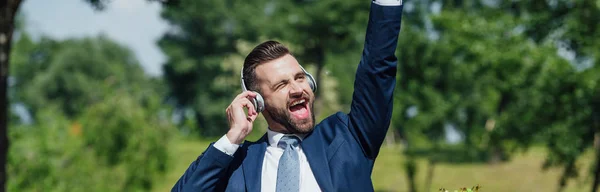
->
xmin=226 ymin=91 xmax=259 ymax=144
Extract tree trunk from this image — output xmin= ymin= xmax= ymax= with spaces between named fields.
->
xmin=592 ymin=130 xmax=600 ymax=192
xmin=424 ymin=159 xmax=435 ymax=192
xmin=557 ymin=161 xmax=575 ymax=192
xmin=1 ymin=1 xmax=22 ymax=191
xmin=490 ymin=146 xmax=501 ymax=164
xmin=592 ymin=144 xmax=600 ymax=192
xmin=404 ymin=158 xmax=418 ymax=192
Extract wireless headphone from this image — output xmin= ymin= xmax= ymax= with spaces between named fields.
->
xmin=240 ymin=64 xmax=317 ymax=113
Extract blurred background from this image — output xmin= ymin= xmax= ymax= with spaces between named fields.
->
xmin=1 ymin=0 xmax=599 ymax=191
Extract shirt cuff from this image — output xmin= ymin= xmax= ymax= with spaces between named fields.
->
xmin=213 ymin=134 xmax=240 ymax=156
xmin=373 ymin=0 xmax=402 ymax=6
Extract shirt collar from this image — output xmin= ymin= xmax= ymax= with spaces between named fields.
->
xmin=267 ymin=128 xmax=306 ymax=148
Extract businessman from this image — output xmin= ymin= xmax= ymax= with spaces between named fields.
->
xmin=172 ymin=0 xmax=404 ymax=191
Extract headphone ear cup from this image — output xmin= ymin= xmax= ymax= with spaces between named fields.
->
xmin=253 ymin=91 xmax=265 ymax=113
xmin=305 ymin=72 xmax=317 ymax=92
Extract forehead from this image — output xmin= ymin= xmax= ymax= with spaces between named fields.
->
xmin=254 ymin=54 xmax=302 ymax=83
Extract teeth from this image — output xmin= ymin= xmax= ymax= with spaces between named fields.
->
xmin=292 ymin=99 xmax=306 ymax=106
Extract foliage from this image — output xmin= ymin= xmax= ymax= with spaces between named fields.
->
xmin=9 ymin=33 xmax=152 ymax=119
xmin=391 ymin=1 xmax=599 ymax=191
xmin=8 ymin=92 xmax=171 ymax=192
xmin=8 ymin=30 xmax=173 ymax=191
xmin=491 ymin=0 xmax=600 ymax=189
xmin=80 ymin=91 xmax=171 ymax=191
xmin=8 ymin=108 xmax=123 ymax=192
xmin=393 ymin=3 xmax=557 ymax=163
xmin=2 ymin=1 xmax=175 ymax=191
xmin=158 ymin=0 xmax=251 ymax=136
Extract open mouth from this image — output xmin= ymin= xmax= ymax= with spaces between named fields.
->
xmin=289 ymin=98 xmax=310 ymax=119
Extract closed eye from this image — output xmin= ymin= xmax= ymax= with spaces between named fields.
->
xmin=273 ymin=80 xmax=288 ymax=90
xmin=295 ymin=72 xmax=306 ymax=81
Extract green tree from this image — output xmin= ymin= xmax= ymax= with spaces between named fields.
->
xmin=0 ymin=1 xmax=23 ymax=189
xmin=10 ymin=34 xmax=150 ymax=118
xmin=391 ymin=2 xmax=581 ymax=190
xmin=8 ymin=91 xmax=171 ymax=192
xmin=492 ymin=1 xmax=600 ymax=191
xmin=393 ymin=1 xmax=600 ymax=191
xmin=1 ymin=1 xmax=174 ymax=190
xmin=159 ymin=0 xmax=256 ymax=136
xmin=7 ymin=29 xmax=173 ymax=191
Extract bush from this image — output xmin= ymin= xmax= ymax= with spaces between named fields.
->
xmin=8 ymin=92 xmax=172 ymax=191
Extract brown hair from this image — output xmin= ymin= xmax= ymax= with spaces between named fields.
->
xmin=242 ymin=40 xmax=291 ymax=92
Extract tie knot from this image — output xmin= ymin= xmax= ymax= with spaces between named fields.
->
xmin=278 ymin=136 xmax=300 ymax=149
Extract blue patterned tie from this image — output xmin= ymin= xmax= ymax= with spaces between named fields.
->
xmin=276 ymin=136 xmax=301 ymax=192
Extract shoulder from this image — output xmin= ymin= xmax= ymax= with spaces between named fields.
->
xmin=226 ymin=134 xmax=267 ymax=164
xmin=240 ymin=134 xmax=268 ymax=150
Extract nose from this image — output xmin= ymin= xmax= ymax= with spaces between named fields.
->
xmin=289 ymin=81 xmax=303 ymax=98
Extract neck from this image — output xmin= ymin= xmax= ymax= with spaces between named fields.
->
xmin=265 ymin=119 xmax=290 ymax=134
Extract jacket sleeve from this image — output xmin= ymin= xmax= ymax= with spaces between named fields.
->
xmin=171 ymin=143 xmax=234 ymax=192
xmin=347 ymin=2 xmax=403 ymax=159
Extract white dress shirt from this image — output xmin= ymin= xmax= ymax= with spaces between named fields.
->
xmin=214 ymin=129 xmax=321 ymax=192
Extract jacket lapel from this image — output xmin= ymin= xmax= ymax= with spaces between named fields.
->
xmin=242 ymin=134 xmax=267 ymax=192
xmin=301 ymin=132 xmax=334 ymax=192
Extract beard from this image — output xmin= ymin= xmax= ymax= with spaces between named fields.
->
xmin=265 ymin=99 xmax=315 ymax=134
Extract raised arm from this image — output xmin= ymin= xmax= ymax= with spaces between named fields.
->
xmin=348 ymin=1 xmax=403 ymax=159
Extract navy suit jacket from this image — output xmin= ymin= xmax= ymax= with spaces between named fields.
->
xmin=172 ymin=3 xmax=403 ymax=192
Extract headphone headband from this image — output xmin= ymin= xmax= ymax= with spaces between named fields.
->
xmin=240 ymin=67 xmax=248 ymax=92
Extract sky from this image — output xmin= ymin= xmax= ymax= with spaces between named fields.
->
xmin=20 ymin=0 xmax=169 ymax=76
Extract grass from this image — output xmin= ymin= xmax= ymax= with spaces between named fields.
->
xmin=154 ymin=138 xmax=596 ymax=192
xmin=372 ymin=146 xmax=595 ymax=192
xmin=152 ymin=137 xmax=212 ymax=192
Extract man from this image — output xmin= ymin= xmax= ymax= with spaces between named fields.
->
xmin=172 ymin=0 xmax=404 ymax=191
